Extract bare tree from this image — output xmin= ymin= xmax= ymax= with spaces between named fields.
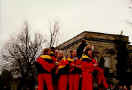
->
xmin=0 ymin=23 xmax=46 ymax=88
xmin=49 ymin=21 xmax=60 ymax=48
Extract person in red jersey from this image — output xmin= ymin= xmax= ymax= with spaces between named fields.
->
xmin=81 ymin=45 xmax=108 ymax=90
xmin=68 ymin=50 xmax=81 ymax=90
xmin=49 ymin=47 xmax=59 ymax=90
xmin=36 ymin=48 xmax=55 ymax=90
xmin=56 ymin=50 xmax=69 ymax=90
xmin=81 ymin=47 xmax=96 ymax=90
xmin=94 ymin=66 xmax=108 ymax=89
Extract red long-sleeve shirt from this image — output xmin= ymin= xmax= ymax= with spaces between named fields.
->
xmin=36 ymin=55 xmax=55 ymax=73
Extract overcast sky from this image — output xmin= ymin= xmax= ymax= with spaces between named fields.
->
xmin=1 ymin=0 xmax=132 ymax=49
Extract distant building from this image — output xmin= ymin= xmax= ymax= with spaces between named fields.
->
xmin=57 ymin=31 xmax=132 ymax=83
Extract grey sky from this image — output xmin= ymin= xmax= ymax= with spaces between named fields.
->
xmin=1 ymin=0 xmax=132 ymax=49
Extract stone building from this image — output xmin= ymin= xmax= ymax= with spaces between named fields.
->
xmin=57 ymin=31 xmax=132 ymax=83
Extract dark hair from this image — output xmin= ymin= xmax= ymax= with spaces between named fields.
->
xmin=84 ymin=48 xmax=92 ymax=55
xmin=50 ymin=47 xmax=55 ymax=50
xmin=50 ymin=47 xmax=56 ymax=53
xmin=43 ymin=48 xmax=50 ymax=55
xmin=81 ymin=39 xmax=86 ymax=44
xmin=69 ymin=50 xmax=74 ymax=58
xmin=70 ymin=50 xmax=73 ymax=54
xmin=50 ymin=47 xmax=56 ymax=56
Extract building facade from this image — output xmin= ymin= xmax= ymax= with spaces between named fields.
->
xmin=57 ymin=31 xmax=132 ymax=84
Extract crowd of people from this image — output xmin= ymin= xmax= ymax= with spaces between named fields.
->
xmin=35 ymin=40 xmax=110 ymax=90
xmin=106 ymin=84 xmax=132 ymax=90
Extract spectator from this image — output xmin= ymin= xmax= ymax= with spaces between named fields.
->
xmin=118 ymin=85 xmax=123 ymax=90
xmin=106 ymin=83 xmax=114 ymax=90
xmin=77 ymin=39 xmax=87 ymax=59
xmin=123 ymin=85 xmax=128 ymax=90
xmin=130 ymin=85 xmax=132 ymax=90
